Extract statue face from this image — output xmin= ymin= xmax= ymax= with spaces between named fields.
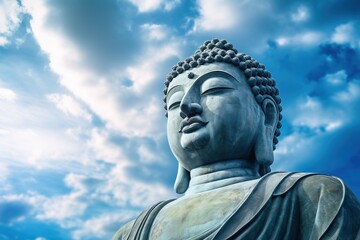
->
xmin=166 ymin=62 xmax=263 ymax=170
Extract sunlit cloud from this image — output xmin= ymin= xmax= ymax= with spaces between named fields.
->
xmin=192 ymin=0 xmax=241 ymax=32
xmin=0 ymin=87 xmax=17 ymax=101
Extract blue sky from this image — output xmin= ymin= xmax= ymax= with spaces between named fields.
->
xmin=0 ymin=0 xmax=359 ymax=239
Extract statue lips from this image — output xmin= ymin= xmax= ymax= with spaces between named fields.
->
xmin=179 ymin=116 xmax=209 ymax=134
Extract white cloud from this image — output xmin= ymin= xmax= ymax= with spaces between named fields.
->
xmin=0 ymin=193 xmax=46 ymax=221
xmin=22 ymin=0 xmax=174 ymax=137
xmin=138 ymin=144 xmax=160 ymax=164
xmin=192 ymin=0 xmax=240 ymax=32
xmin=128 ymin=0 xmax=163 ymax=12
xmin=275 ymin=132 xmax=308 ymax=156
xmin=0 ymin=90 xmax=92 ymax=170
xmin=127 ymin=40 xmax=179 ymax=92
xmin=1 ymin=176 xmax=172 ymax=236
xmin=276 ymin=31 xmax=323 ymax=47
xmin=325 ymin=70 xmax=347 ymax=85
xmin=320 ymin=70 xmax=360 ymax=103
xmin=128 ymin=0 xmax=180 ymax=12
xmin=163 ymin=0 xmax=181 ymax=11
xmin=5 ymin=193 xmax=36 ymax=204
xmin=189 ymin=1 xmax=321 ymax=52
xmin=294 ymin=96 xmax=344 ymax=132
xmin=0 ymin=0 xmax=23 ymax=45
xmin=291 ymin=6 xmax=309 ymax=22
xmin=34 ymin=174 xmax=97 ymax=223
xmin=87 ymin=128 xmax=127 ymax=164
xmin=106 ymin=170 xmax=174 ymax=208
xmin=276 ymin=68 xmax=360 ymax=171
xmin=72 ymin=211 xmax=138 ymax=240
xmin=0 ymin=87 xmax=17 ymax=101
xmin=297 ymin=32 xmax=322 ymax=45
xmin=127 ymin=181 xmax=173 ymax=207
xmin=331 ymin=22 xmax=360 ymax=48
xmin=65 ymin=127 xmax=85 ymax=141
xmin=35 ymin=237 xmax=46 ymax=240
xmin=335 ymin=81 xmax=360 ymax=103
xmin=64 ymin=173 xmax=105 ymax=201
xmin=141 ymin=24 xmax=170 ymax=41
xmin=22 ymin=0 xmax=82 ymax=66
xmin=78 ymin=153 xmax=175 ymax=208
xmin=37 ymin=192 xmax=87 ymax=221
xmin=47 ymin=94 xmax=92 ymax=122
xmin=15 ymin=37 xmax=25 ymax=46
xmin=0 ymin=35 xmax=8 ymax=45
xmin=0 ymin=127 xmax=85 ymax=169
xmin=0 ymin=191 xmax=87 ymax=224
xmin=273 ymin=129 xmax=324 ymax=172
xmin=325 ymin=121 xmax=342 ymax=132
xmin=64 ymin=173 xmax=91 ymax=193
xmin=86 ymin=128 xmax=174 ymax=206
xmin=276 ymin=37 xmax=289 ymax=46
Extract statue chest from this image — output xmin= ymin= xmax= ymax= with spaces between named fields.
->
xmin=149 ymin=182 xmax=256 ymax=240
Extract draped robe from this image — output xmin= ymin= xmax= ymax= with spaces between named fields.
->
xmin=113 ymin=172 xmax=360 ymax=240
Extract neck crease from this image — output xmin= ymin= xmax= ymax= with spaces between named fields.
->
xmin=186 ymin=160 xmax=260 ymax=195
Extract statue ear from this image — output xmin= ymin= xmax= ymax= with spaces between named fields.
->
xmin=254 ymin=97 xmax=279 ymax=171
xmin=174 ymin=163 xmax=190 ymax=194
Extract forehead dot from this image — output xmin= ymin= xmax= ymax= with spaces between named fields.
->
xmin=188 ymin=72 xmax=195 ymax=79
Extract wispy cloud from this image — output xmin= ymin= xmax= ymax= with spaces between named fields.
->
xmin=0 ymin=0 xmax=23 ymax=46
xmin=47 ymin=93 xmax=92 ymax=122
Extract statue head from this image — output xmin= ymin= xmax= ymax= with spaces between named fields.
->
xmin=163 ymin=39 xmax=282 ymax=194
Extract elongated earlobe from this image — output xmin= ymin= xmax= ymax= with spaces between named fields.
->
xmin=254 ymin=124 xmax=274 ymax=170
xmin=174 ymin=163 xmax=190 ymax=194
xmin=254 ymin=98 xmax=278 ymax=174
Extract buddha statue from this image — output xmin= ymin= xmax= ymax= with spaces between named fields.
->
xmin=113 ymin=39 xmax=360 ymax=240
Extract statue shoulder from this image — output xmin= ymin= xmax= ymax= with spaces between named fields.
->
xmin=271 ymin=173 xmax=347 ymax=206
xmin=296 ymin=174 xmax=360 ymax=238
xmin=298 ymin=174 xmax=345 ymax=200
xmin=112 ymin=219 xmax=135 ymax=240
xmin=273 ymin=172 xmax=346 ymax=201
xmin=296 ymin=174 xmax=346 ymax=220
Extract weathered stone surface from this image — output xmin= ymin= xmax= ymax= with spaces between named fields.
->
xmin=113 ymin=39 xmax=360 ymax=240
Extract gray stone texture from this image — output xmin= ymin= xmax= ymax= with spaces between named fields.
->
xmin=113 ymin=39 xmax=360 ymax=240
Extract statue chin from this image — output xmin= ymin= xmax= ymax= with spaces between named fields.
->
xmin=180 ymin=129 xmax=210 ymax=150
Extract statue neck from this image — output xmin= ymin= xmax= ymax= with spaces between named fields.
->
xmin=186 ymin=159 xmax=260 ymax=195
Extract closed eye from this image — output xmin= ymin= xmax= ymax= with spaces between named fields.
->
xmin=168 ymin=101 xmax=181 ymax=110
xmin=201 ymin=86 xmax=234 ymax=95
xmin=167 ymin=91 xmax=183 ymax=111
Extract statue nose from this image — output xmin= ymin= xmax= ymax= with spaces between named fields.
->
xmin=180 ymin=101 xmax=202 ymax=119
